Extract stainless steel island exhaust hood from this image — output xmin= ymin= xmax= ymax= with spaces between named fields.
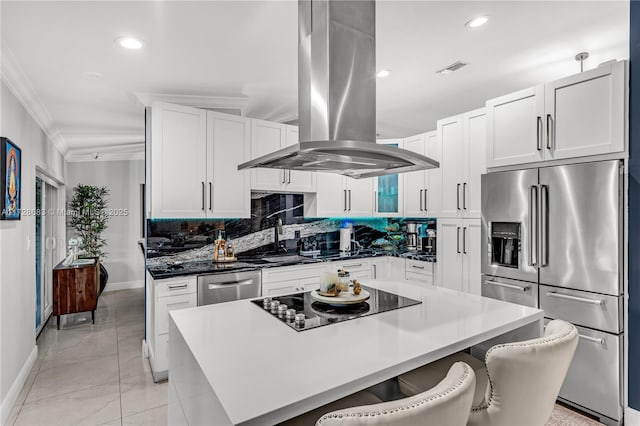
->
xmin=238 ymin=0 xmax=439 ymax=179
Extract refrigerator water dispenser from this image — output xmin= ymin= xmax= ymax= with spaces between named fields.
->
xmin=490 ymin=222 xmax=520 ymax=268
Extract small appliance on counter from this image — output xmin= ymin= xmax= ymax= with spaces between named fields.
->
xmin=339 ymin=226 xmax=352 ymax=256
xmin=406 ymin=223 xmax=417 ymax=251
xmin=418 ymin=228 xmax=436 ymax=255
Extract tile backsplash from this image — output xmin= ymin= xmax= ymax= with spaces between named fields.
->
xmin=147 ymin=194 xmax=435 ymax=262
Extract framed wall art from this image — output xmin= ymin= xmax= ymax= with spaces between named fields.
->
xmin=1 ymin=137 xmax=22 ymax=220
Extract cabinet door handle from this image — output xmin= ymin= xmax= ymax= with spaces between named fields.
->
xmin=419 ymin=189 xmax=424 ymax=211
xmin=374 ymin=190 xmax=378 ymax=212
xmin=579 ymin=334 xmax=605 ymax=345
xmin=545 ymin=292 xmax=604 ymax=306
xmin=373 ymin=264 xmax=377 ymax=279
xmin=536 ymin=116 xmax=543 ymax=151
xmin=348 ymin=189 xmax=352 ymax=211
xmin=456 ymin=227 xmax=461 ymax=253
xmin=288 ymin=169 xmax=292 ymax=184
xmin=344 ymin=263 xmax=362 ymax=268
xmin=424 ymin=188 xmax=428 ymax=212
xmin=344 ymin=190 xmax=348 ymax=212
xmin=412 ymin=265 xmax=425 ymax=270
xmin=168 ymin=284 xmax=188 ymax=290
xmin=209 ymin=182 xmax=212 ymax=210
xmin=282 ymin=170 xmax=286 ymax=184
xmin=201 ymin=182 xmax=205 ymax=210
xmin=463 ymin=227 xmax=467 ymax=254
xmin=546 ymin=114 xmax=553 ymax=150
xmin=456 ymin=184 xmax=461 ymax=210
xmin=463 ymin=183 xmax=467 ymax=210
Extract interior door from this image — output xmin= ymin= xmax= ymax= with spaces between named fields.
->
xmin=43 ymin=183 xmax=57 ymax=320
xmin=538 ymin=161 xmax=621 ymax=295
xmin=481 ymin=168 xmax=539 ymax=283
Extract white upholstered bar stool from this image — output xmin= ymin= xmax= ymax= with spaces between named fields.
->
xmin=397 ymin=320 xmax=579 ymax=426
xmin=282 ymin=361 xmax=476 ymax=426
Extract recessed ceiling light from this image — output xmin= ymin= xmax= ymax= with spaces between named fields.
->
xmin=376 ymin=69 xmax=391 ymax=78
xmin=116 ymin=37 xmax=144 ymax=50
xmin=465 ymin=16 xmax=489 ymax=28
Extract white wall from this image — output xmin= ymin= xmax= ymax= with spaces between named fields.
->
xmin=66 ymin=160 xmax=145 ymax=289
xmin=0 ymin=81 xmax=65 ymax=421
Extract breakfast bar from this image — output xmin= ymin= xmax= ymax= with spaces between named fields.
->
xmin=167 ymin=280 xmax=543 ymax=425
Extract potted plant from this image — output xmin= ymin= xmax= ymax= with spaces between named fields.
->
xmin=68 ymin=184 xmax=110 ymax=294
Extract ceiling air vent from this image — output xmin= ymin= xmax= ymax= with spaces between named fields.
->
xmin=436 ymin=61 xmax=469 ymax=75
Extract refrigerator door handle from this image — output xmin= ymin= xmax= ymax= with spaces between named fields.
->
xmin=541 ymin=184 xmax=549 ymax=267
xmin=529 ymin=185 xmax=538 ymax=267
xmin=545 ymin=291 xmax=604 ymax=306
xmin=485 ymin=280 xmax=529 ymax=292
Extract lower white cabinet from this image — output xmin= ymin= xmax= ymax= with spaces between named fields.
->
xmin=261 ymin=264 xmax=327 ymax=295
xmin=405 ymin=259 xmax=435 ymax=286
xmin=371 ymin=258 xmax=389 ymax=280
xmin=329 ymin=259 xmax=372 ymax=282
xmin=146 ymin=273 xmax=197 ymax=382
xmin=437 ymin=218 xmax=481 ymax=294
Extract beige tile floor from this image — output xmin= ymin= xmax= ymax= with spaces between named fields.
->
xmin=7 ymin=288 xmax=167 ymax=426
xmin=6 ymin=287 xmax=603 ymax=426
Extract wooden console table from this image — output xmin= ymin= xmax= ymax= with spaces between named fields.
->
xmin=53 ymin=258 xmax=99 ymax=329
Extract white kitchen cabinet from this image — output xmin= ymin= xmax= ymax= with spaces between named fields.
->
xmin=486 ymin=61 xmax=626 ymax=168
xmin=307 ymin=174 xmax=373 ymax=217
xmin=405 ymin=259 xmax=435 ymax=286
xmin=250 ymin=119 xmax=287 ymax=192
xmin=403 ymin=131 xmax=441 ymax=217
xmin=331 ymin=259 xmax=372 ymax=282
xmin=207 ymin=112 xmax=251 ymax=218
xmin=284 ymin=126 xmax=316 ymax=193
xmin=150 ymin=102 xmax=250 ymax=218
xmin=145 ymin=273 xmax=197 ymax=382
xmin=374 ymin=139 xmax=403 ymax=217
xmin=250 ymin=121 xmax=316 ymax=193
xmin=371 ymin=257 xmax=389 ymax=280
xmin=261 ymin=263 xmax=327 ymax=295
xmin=544 ymin=61 xmax=626 ymax=161
xmin=438 ymin=108 xmax=486 ymax=219
xmin=437 ymin=218 xmax=481 ymax=294
xmin=151 ymin=102 xmax=207 ymax=218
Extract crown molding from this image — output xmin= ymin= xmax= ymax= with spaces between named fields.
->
xmin=63 ymin=133 xmax=145 ymax=147
xmin=134 ymin=92 xmax=248 ymax=113
xmin=0 ymin=46 xmax=69 ymax=155
xmin=66 ymin=141 xmax=145 ymax=163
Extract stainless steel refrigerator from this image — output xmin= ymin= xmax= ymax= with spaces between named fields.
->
xmin=481 ymin=160 xmax=624 ymax=425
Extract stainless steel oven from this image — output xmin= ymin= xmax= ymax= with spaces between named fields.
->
xmin=197 ymin=270 xmax=261 ymax=306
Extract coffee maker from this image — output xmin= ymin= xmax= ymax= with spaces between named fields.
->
xmin=406 ymin=223 xmax=417 ymax=251
xmin=417 ymin=225 xmax=436 ymax=255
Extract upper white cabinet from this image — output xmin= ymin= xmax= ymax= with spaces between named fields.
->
xmin=207 ymin=112 xmax=251 ymax=218
xmin=150 ymin=102 xmax=250 ymax=218
xmin=308 ymin=174 xmax=374 ymax=217
xmin=403 ymin=131 xmax=441 ymax=217
xmin=486 ymin=60 xmax=626 ymax=168
xmin=151 ymin=102 xmax=207 ymax=218
xmin=439 ymin=108 xmax=486 ymax=219
xmin=374 ymin=139 xmax=404 ymax=217
xmin=250 ymin=120 xmax=316 ymax=193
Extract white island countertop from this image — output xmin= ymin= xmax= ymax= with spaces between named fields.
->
xmin=168 ymin=280 xmax=543 ymax=426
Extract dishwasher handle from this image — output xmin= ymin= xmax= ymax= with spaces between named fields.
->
xmin=208 ymin=279 xmax=255 ymax=289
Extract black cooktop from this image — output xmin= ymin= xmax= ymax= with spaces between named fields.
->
xmin=251 ymin=286 xmax=422 ymax=332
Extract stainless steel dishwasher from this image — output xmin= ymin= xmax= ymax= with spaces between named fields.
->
xmin=197 ymin=270 xmax=261 ymax=305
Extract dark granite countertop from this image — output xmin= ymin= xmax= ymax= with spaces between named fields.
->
xmin=147 ymin=250 xmax=436 ymax=280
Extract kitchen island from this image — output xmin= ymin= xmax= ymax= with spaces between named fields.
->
xmin=167 ymin=280 xmax=542 ymax=425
